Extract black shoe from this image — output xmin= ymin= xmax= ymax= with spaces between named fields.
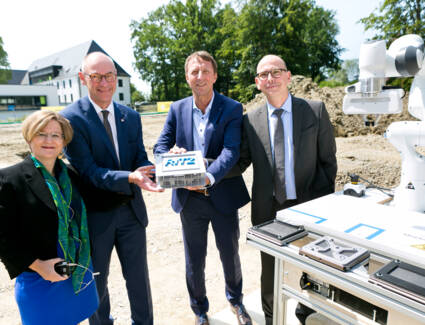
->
xmin=195 ymin=313 xmax=209 ymax=325
xmin=230 ymin=303 xmax=252 ymax=325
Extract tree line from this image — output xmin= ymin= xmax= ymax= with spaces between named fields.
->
xmin=130 ymin=0 xmax=342 ymax=103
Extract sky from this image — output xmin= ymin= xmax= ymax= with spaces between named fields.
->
xmin=316 ymin=0 xmax=379 ymax=60
xmin=1 ymin=0 xmax=380 ymax=94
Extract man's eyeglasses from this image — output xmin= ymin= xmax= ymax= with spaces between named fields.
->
xmin=35 ymin=132 xmax=64 ymax=142
xmin=84 ymin=72 xmax=117 ymax=83
xmin=256 ymin=68 xmax=287 ymax=80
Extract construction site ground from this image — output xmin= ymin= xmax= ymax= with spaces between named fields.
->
xmin=0 ymin=77 xmax=406 ymax=324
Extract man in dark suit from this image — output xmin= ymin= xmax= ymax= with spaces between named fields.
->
xmin=61 ymin=52 xmax=162 ymax=325
xmin=154 ymin=51 xmax=251 ymax=325
xmin=237 ymin=55 xmax=337 ymax=324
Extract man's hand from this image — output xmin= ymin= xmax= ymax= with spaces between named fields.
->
xmin=129 ymin=165 xmax=164 ymax=192
xmin=169 ymin=146 xmax=187 ymax=154
xmin=186 ymin=176 xmax=210 ymax=191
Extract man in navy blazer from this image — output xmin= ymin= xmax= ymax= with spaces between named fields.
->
xmin=154 ymin=51 xmax=251 ymax=325
xmin=61 ymin=52 xmax=162 ymax=325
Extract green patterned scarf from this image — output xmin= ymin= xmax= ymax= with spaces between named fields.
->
xmin=31 ymin=156 xmax=91 ymax=294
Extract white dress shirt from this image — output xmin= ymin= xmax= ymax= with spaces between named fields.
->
xmin=267 ymin=94 xmax=297 ymax=199
xmin=192 ymin=93 xmax=215 ymax=185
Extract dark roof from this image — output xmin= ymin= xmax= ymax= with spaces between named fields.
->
xmin=27 ymin=40 xmax=131 ymax=78
xmin=7 ymin=69 xmax=27 ymax=84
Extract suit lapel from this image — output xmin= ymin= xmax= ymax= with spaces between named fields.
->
xmin=114 ymin=103 xmax=128 ymax=168
xmin=255 ymin=105 xmax=274 ymax=169
xmin=291 ymin=96 xmax=303 ymax=166
xmin=22 ymin=156 xmax=57 ymax=212
xmin=183 ymin=97 xmax=194 ymax=150
xmin=80 ymin=97 xmax=120 ymax=167
xmin=204 ymin=91 xmax=222 ymax=155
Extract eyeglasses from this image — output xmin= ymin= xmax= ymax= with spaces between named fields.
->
xmin=84 ymin=72 xmax=116 ymax=83
xmin=256 ymin=68 xmax=287 ymax=80
xmin=35 ymin=132 xmax=64 ymax=141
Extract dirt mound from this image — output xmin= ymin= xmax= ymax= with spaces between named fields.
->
xmin=244 ymin=75 xmax=416 ymax=137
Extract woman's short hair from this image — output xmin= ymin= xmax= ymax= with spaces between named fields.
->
xmin=22 ymin=110 xmax=73 ymax=145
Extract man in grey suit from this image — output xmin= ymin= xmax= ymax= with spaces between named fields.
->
xmin=237 ymin=55 xmax=337 ymax=324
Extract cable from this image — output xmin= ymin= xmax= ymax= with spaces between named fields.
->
xmin=67 ymin=263 xmax=100 ymax=276
xmin=61 ymin=262 xmax=100 ymax=294
xmin=347 ymin=173 xmax=394 ymax=197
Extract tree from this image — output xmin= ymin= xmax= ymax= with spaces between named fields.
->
xmin=131 ymin=0 xmax=342 ymax=103
xmin=0 ymin=36 xmax=11 ymax=84
xmin=320 ymin=59 xmax=359 ymax=87
xmin=343 ymin=59 xmax=359 ymax=83
xmin=130 ymin=83 xmax=147 ymax=105
xmin=211 ymin=4 xmax=240 ymax=95
xmin=227 ymin=0 xmax=342 ymax=102
xmin=131 ymin=0 xmax=223 ymax=101
xmin=359 ymin=0 xmax=424 ymax=42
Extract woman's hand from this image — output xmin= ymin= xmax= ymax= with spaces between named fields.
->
xmin=29 ymin=258 xmax=68 ymax=282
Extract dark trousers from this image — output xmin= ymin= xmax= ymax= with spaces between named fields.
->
xmin=260 ymin=198 xmax=314 ymax=325
xmin=88 ymin=204 xmax=153 ymax=325
xmin=180 ymin=192 xmax=243 ymax=316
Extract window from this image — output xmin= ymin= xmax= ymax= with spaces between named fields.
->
xmin=64 ymin=94 xmax=67 ymax=103
xmin=0 ymin=96 xmax=47 ymax=108
xmin=118 ymin=79 xmax=123 ymax=87
xmin=58 ymin=96 xmax=61 ymax=103
xmin=69 ymin=79 xmax=72 ymax=88
xmin=63 ymin=80 xmax=66 ymax=89
xmin=57 ymin=82 xmax=59 ymax=89
xmin=70 ymin=94 xmax=73 ymax=102
xmin=119 ymin=93 xmax=124 ymax=101
xmin=16 ymin=97 xmax=32 ymax=105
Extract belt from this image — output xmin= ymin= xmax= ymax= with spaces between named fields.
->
xmin=193 ymin=188 xmax=210 ymax=196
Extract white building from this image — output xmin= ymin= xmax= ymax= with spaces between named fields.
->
xmin=0 ymin=84 xmax=59 ymax=110
xmin=22 ymin=40 xmax=131 ymax=107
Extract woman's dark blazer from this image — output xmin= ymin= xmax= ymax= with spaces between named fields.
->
xmin=0 ymin=155 xmax=80 ymax=279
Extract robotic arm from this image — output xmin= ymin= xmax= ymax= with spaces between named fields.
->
xmin=343 ymin=35 xmax=424 ymax=118
xmin=342 ymin=34 xmax=425 ymax=213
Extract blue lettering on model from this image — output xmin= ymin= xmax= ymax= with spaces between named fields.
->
xmin=186 ymin=158 xmax=195 ymax=165
xmin=165 ymin=157 xmax=196 ymax=167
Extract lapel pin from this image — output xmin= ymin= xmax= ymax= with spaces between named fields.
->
xmin=121 ymin=118 xmax=125 ymax=122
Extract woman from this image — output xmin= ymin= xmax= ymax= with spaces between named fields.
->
xmin=0 ymin=110 xmax=98 ymax=325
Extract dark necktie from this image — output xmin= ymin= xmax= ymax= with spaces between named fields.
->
xmin=272 ymin=109 xmax=286 ymax=204
xmin=101 ymin=110 xmax=114 ymax=145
